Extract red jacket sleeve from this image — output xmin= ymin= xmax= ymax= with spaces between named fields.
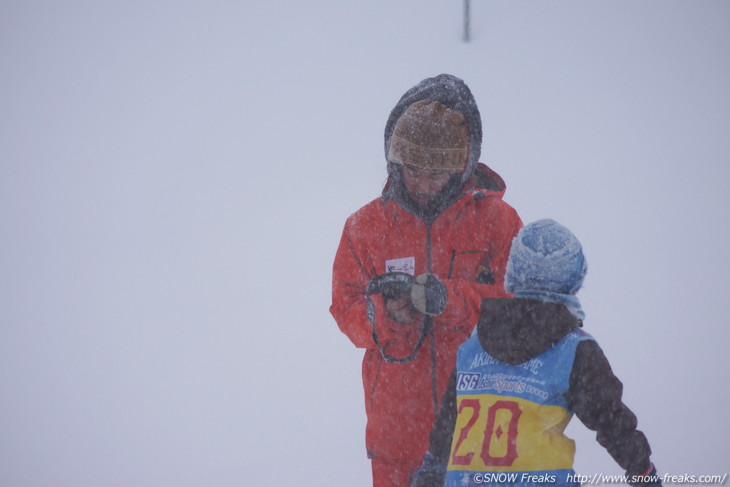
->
xmin=330 ymin=221 xmax=375 ymax=349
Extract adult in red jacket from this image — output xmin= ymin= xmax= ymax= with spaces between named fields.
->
xmin=330 ymin=74 xmax=522 ymax=487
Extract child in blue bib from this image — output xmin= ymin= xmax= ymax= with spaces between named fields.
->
xmin=411 ymin=219 xmax=660 ymax=487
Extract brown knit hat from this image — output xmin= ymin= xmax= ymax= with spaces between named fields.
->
xmin=388 ymin=100 xmax=469 ymax=171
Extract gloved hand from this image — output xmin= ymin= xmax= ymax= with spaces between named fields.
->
xmin=410 ymin=452 xmax=446 ymax=487
xmin=410 ymin=274 xmax=447 ymax=316
xmin=366 ymin=272 xmax=447 ymax=323
xmin=628 ymin=464 xmax=662 ymax=487
xmin=366 ymin=273 xmax=418 ymax=324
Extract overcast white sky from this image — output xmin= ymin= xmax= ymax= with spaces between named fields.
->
xmin=2 ymin=1 xmax=729 ymax=486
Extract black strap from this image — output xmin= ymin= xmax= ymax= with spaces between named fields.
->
xmin=365 ymin=273 xmax=430 ymax=364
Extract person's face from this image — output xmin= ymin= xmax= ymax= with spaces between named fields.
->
xmin=401 ymin=164 xmax=457 ymax=205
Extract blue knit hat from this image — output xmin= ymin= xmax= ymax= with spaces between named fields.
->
xmin=505 ymin=219 xmax=588 ymax=318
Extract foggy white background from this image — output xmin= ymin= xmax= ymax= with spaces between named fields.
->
xmin=2 ymin=1 xmax=729 ymax=486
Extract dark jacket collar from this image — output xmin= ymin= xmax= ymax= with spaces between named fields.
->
xmin=476 ymin=298 xmax=581 ymax=365
xmin=382 ymin=163 xmax=507 ymax=222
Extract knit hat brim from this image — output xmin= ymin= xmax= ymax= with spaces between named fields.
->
xmin=389 ymin=135 xmax=468 ymax=171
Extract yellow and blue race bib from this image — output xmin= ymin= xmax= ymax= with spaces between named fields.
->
xmin=445 ymin=329 xmax=593 ymax=487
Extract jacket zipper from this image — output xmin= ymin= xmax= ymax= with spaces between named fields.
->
xmin=426 ymin=223 xmax=439 ymax=419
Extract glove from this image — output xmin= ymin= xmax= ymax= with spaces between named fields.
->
xmin=410 ymin=452 xmax=446 ymax=487
xmin=410 ymin=274 xmax=447 ymax=316
xmin=366 ymin=273 xmax=418 ymax=324
xmin=628 ymin=464 xmax=662 ymax=487
xmin=366 ymin=272 xmax=415 ymax=298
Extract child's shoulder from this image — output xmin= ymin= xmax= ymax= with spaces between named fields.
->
xmin=571 ymin=328 xmax=593 ymax=338
xmin=565 ymin=328 xmax=596 ymax=343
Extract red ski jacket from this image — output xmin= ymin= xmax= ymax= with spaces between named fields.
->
xmin=330 ymin=164 xmax=522 ymax=461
